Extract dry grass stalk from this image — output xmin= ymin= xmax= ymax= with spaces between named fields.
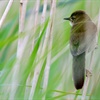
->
xmin=0 ymin=0 xmax=14 ymax=28
xmin=25 ymin=1 xmax=40 ymax=94
xmin=9 ymin=0 xmax=28 ymax=99
xmin=41 ymin=0 xmax=48 ymax=24
xmin=82 ymin=52 xmax=94 ymax=100
xmin=25 ymin=0 xmax=40 ymax=89
xmin=33 ymin=0 xmax=40 ymax=32
xmin=31 ymin=0 xmax=40 ymax=50
xmin=82 ymin=10 xmax=100 ymax=100
xmin=29 ymin=0 xmax=47 ymax=99
xmin=42 ymin=0 xmax=56 ymax=99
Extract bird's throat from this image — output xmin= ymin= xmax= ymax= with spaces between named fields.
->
xmin=69 ymin=22 xmax=73 ymax=26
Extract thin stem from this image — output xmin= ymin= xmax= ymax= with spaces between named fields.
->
xmin=0 ymin=0 xmax=14 ymax=28
xmin=28 ymin=0 xmax=48 ymax=99
xmin=82 ymin=51 xmax=94 ymax=100
xmin=82 ymin=10 xmax=100 ymax=100
xmin=41 ymin=0 xmax=48 ymax=24
xmin=9 ymin=0 xmax=28 ymax=99
xmin=31 ymin=0 xmax=40 ymax=50
xmin=17 ymin=0 xmax=28 ymax=59
xmin=42 ymin=0 xmax=56 ymax=99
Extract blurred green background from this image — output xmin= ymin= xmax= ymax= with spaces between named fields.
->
xmin=0 ymin=0 xmax=100 ymax=100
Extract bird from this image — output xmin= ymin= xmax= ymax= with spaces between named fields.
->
xmin=64 ymin=10 xmax=97 ymax=89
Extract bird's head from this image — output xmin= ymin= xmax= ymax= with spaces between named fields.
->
xmin=64 ymin=10 xmax=91 ymax=26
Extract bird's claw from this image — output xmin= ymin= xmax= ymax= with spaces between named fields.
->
xmin=86 ymin=68 xmax=92 ymax=77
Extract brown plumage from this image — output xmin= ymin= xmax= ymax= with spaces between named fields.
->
xmin=64 ymin=10 xmax=97 ymax=89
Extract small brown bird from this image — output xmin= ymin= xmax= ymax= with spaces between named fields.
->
xmin=64 ymin=10 xmax=97 ymax=89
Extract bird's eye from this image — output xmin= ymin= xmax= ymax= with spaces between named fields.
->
xmin=71 ymin=16 xmax=76 ymax=19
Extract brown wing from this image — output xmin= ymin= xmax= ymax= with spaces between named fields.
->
xmin=70 ymin=22 xmax=97 ymax=56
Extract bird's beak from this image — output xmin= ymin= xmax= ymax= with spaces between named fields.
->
xmin=63 ymin=17 xmax=70 ymax=20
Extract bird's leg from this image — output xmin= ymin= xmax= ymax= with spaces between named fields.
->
xmin=86 ymin=68 xmax=92 ymax=77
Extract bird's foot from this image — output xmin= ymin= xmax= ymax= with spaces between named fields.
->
xmin=86 ymin=68 xmax=92 ymax=77
xmin=95 ymin=44 xmax=98 ymax=49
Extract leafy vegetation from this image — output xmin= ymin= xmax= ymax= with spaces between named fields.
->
xmin=0 ymin=0 xmax=100 ymax=100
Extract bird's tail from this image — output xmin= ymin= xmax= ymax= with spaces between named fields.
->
xmin=73 ymin=52 xmax=85 ymax=89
